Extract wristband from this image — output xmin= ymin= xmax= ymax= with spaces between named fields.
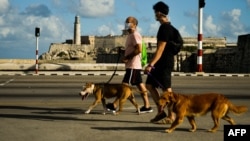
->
xmin=147 ymin=64 xmax=155 ymax=69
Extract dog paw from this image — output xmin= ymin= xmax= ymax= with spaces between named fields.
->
xmin=208 ymin=129 xmax=217 ymax=133
xmin=85 ymin=110 xmax=90 ymax=114
xmin=189 ymin=129 xmax=196 ymax=132
xmin=137 ymin=108 xmax=140 ymax=115
xmin=165 ymin=129 xmax=173 ymax=133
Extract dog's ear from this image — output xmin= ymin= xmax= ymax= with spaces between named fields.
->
xmin=91 ymin=84 xmax=95 ymax=89
xmin=92 ymin=84 xmax=97 ymax=92
xmin=169 ymin=92 xmax=177 ymax=102
xmin=168 ymin=92 xmax=173 ymax=97
xmin=86 ymin=82 xmax=92 ymax=87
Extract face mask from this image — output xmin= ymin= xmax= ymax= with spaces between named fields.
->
xmin=155 ymin=13 xmax=161 ymax=21
xmin=155 ymin=12 xmax=165 ymax=21
xmin=125 ymin=23 xmax=132 ymax=30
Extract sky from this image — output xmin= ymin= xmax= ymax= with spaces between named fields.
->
xmin=0 ymin=0 xmax=249 ymax=59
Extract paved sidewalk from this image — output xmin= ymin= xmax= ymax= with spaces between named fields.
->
xmin=1 ymin=98 xmax=249 ymax=141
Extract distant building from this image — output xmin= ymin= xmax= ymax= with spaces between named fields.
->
xmin=42 ymin=16 xmax=227 ymax=60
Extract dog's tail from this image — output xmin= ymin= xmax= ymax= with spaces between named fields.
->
xmin=228 ymin=102 xmax=248 ymax=115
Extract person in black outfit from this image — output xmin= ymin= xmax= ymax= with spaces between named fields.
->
xmin=144 ymin=1 xmax=176 ymax=124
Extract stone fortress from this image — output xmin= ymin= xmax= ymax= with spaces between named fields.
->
xmin=40 ymin=16 xmax=250 ymax=73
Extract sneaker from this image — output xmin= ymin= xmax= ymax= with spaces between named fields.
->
xmin=150 ymin=111 xmax=167 ymax=123
xmin=139 ymin=106 xmax=153 ymax=114
xmin=106 ymin=103 xmax=116 ymax=111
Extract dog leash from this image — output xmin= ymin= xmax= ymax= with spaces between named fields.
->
xmin=147 ymin=66 xmax=165 ymax=89
xmin=106 ymin=47 xmax=122 ymax=84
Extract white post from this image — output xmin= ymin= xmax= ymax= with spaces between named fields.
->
xmin=35 ymin=37 xmax=39 ymax=74
xmin=35 ymin=27 xmax=40 ymax=74
xmin=197 ymin=0 xmax=205 ymax=72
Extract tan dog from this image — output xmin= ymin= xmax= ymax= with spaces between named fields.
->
xmin=79 ymin=82 xmax=140 ymax=115
xmin=158 ymin=92 xmax=248 ymax=133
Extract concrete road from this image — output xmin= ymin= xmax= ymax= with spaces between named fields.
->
xmin=0 ymin=75 xmax=250 ymax=141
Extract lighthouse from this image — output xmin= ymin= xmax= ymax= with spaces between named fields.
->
xmin=74 ymin=15 xmax=81 ymax=45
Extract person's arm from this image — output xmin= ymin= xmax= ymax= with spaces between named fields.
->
xmin=124 ymin=43 xmax=141 ymax=60
xmin=144 ymin=41 xmax=166 ymax=73
xmin=149 ymin=41 xmax=166 ymax=66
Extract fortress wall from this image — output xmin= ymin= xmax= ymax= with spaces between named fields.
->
xmin=236 ymin=34 xmax=250 ymax=73
xmin=180 ymin=34 xmax=250 ymax=73
xmin=182 ymin=37 xmax=226 ymax=47
xmin=48 ymin=44 xmax=94 ymax=54
xmin=45 ymin=34 xmax=250 ymax=73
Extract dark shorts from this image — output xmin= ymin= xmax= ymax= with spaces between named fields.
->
xmin=122 ymin=69 xmax=143 ymax=85
xmin=146 ymin=67 xmax=172 ymax=90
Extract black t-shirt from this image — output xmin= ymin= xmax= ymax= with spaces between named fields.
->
xmin=155 ymin=22 xmax=175 ymax=69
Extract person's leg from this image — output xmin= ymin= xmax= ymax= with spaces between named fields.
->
xmin=136 ymin=83 xmax=153 ymax=113
xmin=159 ymin=89 xmax=175 ymax=123
xmin=146 ymin=84 xmax=160 ymax=106
xmin=146 ymin=70 xmax=175 ymax=123
xmin=162 ymin=69 xmax=175 ymax=122
xmin=126 ymin=69 xmax=153 ymax=113
xmin=137 ymin=83 xmax=150 ymax=108
xmin=111 ymin=98 xmax=119 ymax=109
xmin=145 ymin=84 xmax=167 ymax=122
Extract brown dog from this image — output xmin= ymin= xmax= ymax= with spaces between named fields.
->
xmin=79 ymin=82 xmax=140 ymax=115
xmin=158 ymin=92 xmax=248 ymax=133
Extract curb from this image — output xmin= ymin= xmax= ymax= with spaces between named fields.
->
xmin=172 ymin=73 xmax=250 ymax=77
xmin=0 ymin=71 xmax=249 ymax=77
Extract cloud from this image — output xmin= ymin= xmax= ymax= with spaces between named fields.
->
xmin=204 ymin=15 xmax=221 ymax=36
xmin=184 ymin=11 xmax=197 ymax=19
xmin=196 ymin=8 xmax=248 ymax=42
xmin=0 ymin=2 xmax=71 ymax=58
xmin=147 ymin=22 xmax=159 ymax=36
xmin=247 ymin=0 xmax=250 ymax=7
xmin=179 ymin=26 xmax=191 ymax=37
xmin=97 ymin=24 xmax=114 ymax=35
xmin=52 ymin=0 xmax=62 ymax=6
xmin=222 ymin=9 xmax=241 ymax=22
xmin=123 ymin=0 xmax=140 ymax=13
xmin=221 ymin=9 xmax=247 ymax=42
xmin=0 ymin=10 xmax=69 ymax=42
xmin=20 ymin=4 xmax=52 ymax=17
xmin=95 ymin=22 xmax=125 ymax=36
xmin=76 ymin=0 xmax=114 ymax=18
xmin=0 ymin=0 xmax=9 ymax=14
xmin=117 ymin=24 xmax=124 ymax=32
